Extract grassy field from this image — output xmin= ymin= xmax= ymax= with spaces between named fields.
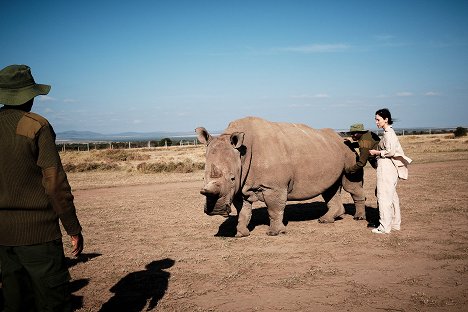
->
xmin=63 ymin=133 xmax=468 ymax=190
xmin=2 ymin=133 xmax=467 ymax=311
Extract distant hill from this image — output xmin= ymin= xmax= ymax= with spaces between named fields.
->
xmin=56 ymin=130 xmax=197 ymax=142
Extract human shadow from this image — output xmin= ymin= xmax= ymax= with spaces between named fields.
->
xmin=70 ymin=278 xmax=89 ymax=311
xmin=66 ymin=252 xmax=102 ymax=268
xmin=216 ymin=201 xmax=330 ymax=237
xmin=99 ymin=258 xmax=175 ymax=312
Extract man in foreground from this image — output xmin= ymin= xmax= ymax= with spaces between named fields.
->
xmin=0 ymin=64 xmax=84 ymax=311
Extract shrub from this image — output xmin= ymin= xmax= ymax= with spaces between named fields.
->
xmin=63 ymin=162 xmax=119 ymax=172
xmin=137 ymin=159 xmax=204 ymax=174
xmin=159 ymin=138 xmax=173 ymax=146
xmin=454 ymin=127 xmax=467 ymax=137
xmin=96 ymin=150 xmax=150 ymax=161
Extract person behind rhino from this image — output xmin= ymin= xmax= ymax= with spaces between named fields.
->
xmin=369 ymin=108 xmax=412 ymax=234
xmin=344 ymin=123 xmax=380 ymax=227
xmin=0 ymin=64 xmax=84 ymax=311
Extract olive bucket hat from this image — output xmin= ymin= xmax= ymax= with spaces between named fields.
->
xmin=349 ymin=123 xmax=366 ymax=133
xmin=0 ymin=64 xmax=51 ymax=105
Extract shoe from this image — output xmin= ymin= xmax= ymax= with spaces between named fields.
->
xmin=371 ymin=228 xmax=386 ymax=234
xmin=367 ymin=222 xmax=379 ymax=228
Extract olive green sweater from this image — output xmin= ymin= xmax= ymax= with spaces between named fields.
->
xmin=346 ymin=131 xmax=380 ymax=174
xmin=0 ymin=107 xmax=82 ymax=246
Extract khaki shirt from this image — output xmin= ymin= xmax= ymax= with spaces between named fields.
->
xmin=378 ymin=126 xmax=412 ymax=179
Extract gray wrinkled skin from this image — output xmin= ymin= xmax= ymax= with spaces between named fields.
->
xmin=196 ymin=117 xmax=364 ymax=237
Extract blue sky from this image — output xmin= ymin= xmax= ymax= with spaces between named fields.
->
xmin=2 ymin=0 xmax=467 ymax=133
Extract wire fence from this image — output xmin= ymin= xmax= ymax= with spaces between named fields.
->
xmin=57 ymin=127 xmax=462 ymax=152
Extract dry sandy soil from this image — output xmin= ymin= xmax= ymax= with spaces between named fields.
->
xmin=1 ymin=135 xmax=468 ymax=311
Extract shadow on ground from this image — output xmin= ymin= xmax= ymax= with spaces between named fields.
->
xmin=71 ymin=278 xmax=90 ymax=310
xmin=99 ymin=258 xmax=175 ymax=312
xmin=216 ymin=202 xmax=380 ymax=237
xmin=66 ymin=252 xmax=102 ymax=268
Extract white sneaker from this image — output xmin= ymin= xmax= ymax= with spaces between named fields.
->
xmin=371 ymin=228 xmax=386 ymax=234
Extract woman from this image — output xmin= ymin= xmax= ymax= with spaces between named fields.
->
xmin=369 ymin=108 xmax=412 ymax=234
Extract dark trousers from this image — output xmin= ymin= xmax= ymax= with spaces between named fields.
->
xmin=0 ymin=239 xmax=71 ymax=312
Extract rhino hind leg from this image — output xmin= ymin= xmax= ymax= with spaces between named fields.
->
xmin=319 ymin=180 xmax=345 ymax=223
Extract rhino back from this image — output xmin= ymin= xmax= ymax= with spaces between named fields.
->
xmin=225 ymin=117 xmax=347 ymax=200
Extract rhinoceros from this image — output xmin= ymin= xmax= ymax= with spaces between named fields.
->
xmin=196 ymin=116 xmax=365 ymax=237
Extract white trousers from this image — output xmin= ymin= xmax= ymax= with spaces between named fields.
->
xmin=376 ymin=158 xmax=401 ymax=233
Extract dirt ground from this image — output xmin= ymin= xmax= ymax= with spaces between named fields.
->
xmin=2 ymin=159 xmax=468 ymax=311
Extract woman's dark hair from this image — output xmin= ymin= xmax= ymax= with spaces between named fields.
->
xmin=375 ymin=108 xmax=393 ymax=125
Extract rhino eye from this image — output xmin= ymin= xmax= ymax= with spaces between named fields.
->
xmin=230 ymin=175 xmax=235 ymax=181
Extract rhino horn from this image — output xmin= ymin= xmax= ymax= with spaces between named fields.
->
xmin=210 ymin=164 xmax=223 ymax=178
xmin=200 ymin=181 xmax=221 ymax=196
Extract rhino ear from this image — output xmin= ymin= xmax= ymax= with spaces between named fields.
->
xmin=195 ymin=127 xmax=212 ymax=145
xmin=230 ymin=132 xmax=245 ymax=149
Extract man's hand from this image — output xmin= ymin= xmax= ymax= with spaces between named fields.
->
xmin=71 ymin=233 xmax=84 ymax=257
xmin=344 ymin=166 xmax=353 ymax=174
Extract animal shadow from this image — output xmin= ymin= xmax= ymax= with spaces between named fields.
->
xmin=344 ymin=203 xmax=380 ymax=224
xmin=99 ymin=258 xmax=175 ymax=312
xmin=216 ymin=202 xmax=329 ymax=237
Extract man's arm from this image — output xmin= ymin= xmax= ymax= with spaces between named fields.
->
xmin=345 ymin=147 xmax=371 ymax=174
xmin=36 ymin=123 xmax=83 ymax=255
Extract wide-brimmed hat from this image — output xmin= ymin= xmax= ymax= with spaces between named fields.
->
xmin=0 ymin=65 xmax=51 ymax=105
xmin=349 ymin=123 xmax=367 ymax=133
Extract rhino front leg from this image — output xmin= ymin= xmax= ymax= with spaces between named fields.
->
xmin=235 ymin=199 xmax=252 ymax=237
xmin=263 ymin=189 xmax=287 ymax=236
xmin=319 ymin=180 xmax=345 ymax=223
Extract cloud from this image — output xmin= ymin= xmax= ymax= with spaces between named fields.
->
xmin=291 ymin=93 xmax=330 ymax=99
xmin=37 ymin=95 xmax=56 ymax=102
xmin=396 ymin=92 xmax=413 ymax=97
xmin=276 ymin=44 xmax=350 ymax=53
xmin=424 ymin=91 xmax=441 ymax=96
